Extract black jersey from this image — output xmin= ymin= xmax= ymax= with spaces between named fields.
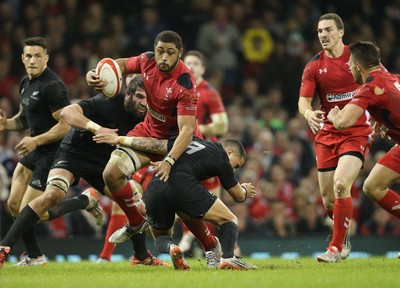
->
xmin=167 ymin=137 xmax=238 ymax=190
xmin=60 ymin=93 xmax=142 ymax=157
xmin=19 ymin=67 xmax=70 ymax=151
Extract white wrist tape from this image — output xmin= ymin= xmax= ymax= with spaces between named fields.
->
xmin=85 ymin=121 xmax=101 ymax=134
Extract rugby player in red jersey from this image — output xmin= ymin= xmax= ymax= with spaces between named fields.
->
xmin=328 ymin=41 xmax=400 ymax=259
xmin=87 ymin=31 xmax=220 ymax=268
xmin=298 ymin=13 xmax=374 ymax=262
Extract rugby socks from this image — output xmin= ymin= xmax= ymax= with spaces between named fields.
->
xmin=48 ymin=195 xmax=88 ymax=219
xmin=21 ymin=227 xmax=43 ymax=258
xmin=1 ymin=205 xmax=40 ymax=248
xmin=112 ymin=182 xmax=145 ymax=227
xmin=330 ymin=197 xmax=353 ymax=251
xmin=130 ymin=230 xmax=149 ymax=260
xmin=219 ymin=222 xmax=239 ymax=259
xmin=377 ymin=189 xmax=400 ymax=218
xmin=99 ymin=214 xmax=126 ymax=260
xmin=183 ymin=218 xmax=217 ymax=251
xmin=154 ymin=235 xmax=174 ymax=253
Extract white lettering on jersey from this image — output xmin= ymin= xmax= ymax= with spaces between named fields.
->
xmin=147 ymin=106 xmax=166 ymax=122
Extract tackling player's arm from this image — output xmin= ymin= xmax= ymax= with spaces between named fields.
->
xmin=198 ymin=112 xmax=228 ymax=136
xmin=327 ymin=104 xmax=364 ymax=129
xmin=61 ymin=103 xmax=117 ymax=135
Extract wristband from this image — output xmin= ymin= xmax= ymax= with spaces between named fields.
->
xmin=85 ymin=121 xmax=101 ymax=134
xmin=238 ymin=184 xmax=248 ymax=203
xmin=118 ymin=136 xmax=133 ymax=147
xmin=164 ymin=155 xmax=176 ymax=166
xmin=304 ymin=109 xmax=312 ymax=120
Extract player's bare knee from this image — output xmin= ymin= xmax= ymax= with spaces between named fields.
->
xmin=362 ymin=180 xmax=376 ymax=198
xmin=334 ymin=178 xmax=346 ymax=194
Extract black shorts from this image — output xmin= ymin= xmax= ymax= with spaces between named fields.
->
xmin=51 ymin=147 xmax=109 ymax=193
xmin=20 ymin=148 xmax=57 ymax=191
xmin=144 ymin=172 xmax=217 ymax=230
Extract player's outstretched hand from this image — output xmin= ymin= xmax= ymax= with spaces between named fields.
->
xmin=240 ymin=182 xmax=256 ymax=199
xmin=93 ymin=130 xmax=119 ymax=145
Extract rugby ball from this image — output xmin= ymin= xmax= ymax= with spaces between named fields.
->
xmin=95 ymin=58 xmax=122 ymax=97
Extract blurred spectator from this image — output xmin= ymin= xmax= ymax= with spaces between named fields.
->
xmin=196 ymin=4 xmax=241 ymax=99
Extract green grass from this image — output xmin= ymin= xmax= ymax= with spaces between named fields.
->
xmin=0 ymin=257 xmax=398 ymax=288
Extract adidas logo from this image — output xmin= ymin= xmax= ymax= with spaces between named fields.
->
xmin=32 ymin=179 xmax=42 ymax=188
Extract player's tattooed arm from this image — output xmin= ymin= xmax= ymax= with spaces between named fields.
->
xmin=93 ymin=133 xmax=168 ymax=155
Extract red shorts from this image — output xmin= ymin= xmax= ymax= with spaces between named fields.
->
xmin=126 ymin=123 xmax=164 ymax=162
xmin=201 ymin=176 xmax=221 ymax=190
xmin=314 ymin=130 xmax=373 ymax=171
xmin=378 ymin=144 xmax=400 ymax=174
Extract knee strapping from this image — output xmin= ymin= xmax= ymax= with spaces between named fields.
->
xmin=46 ymin=175 xmax=70 ymax=194
xmin=109 ymin=146 xmax=142 ymax=176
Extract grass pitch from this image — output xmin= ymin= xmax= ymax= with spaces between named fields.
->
xmin=0 ymin=257 xmax=398 ymax=288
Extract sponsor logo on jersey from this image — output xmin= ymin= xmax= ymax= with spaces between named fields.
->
xmin=147 ymin=106 xmax=166 ymax=122
xmin=319 ymin=68 xmax=327 ymax=74
xmin=326 ymin=91 xmax=355 ymax=102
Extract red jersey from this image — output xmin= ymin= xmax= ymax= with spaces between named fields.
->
xmin=300 ymin=46 xmax=372 ymax=135
xmin=126 ymin=52 xmax=202 ymax=139
xmin=349 ymin=70 xmax=400 ymax=144
xmin=196 ymin=80 xmax=226 ymax=142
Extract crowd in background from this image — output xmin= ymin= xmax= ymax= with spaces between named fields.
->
xmin=1 ymin=0 xmax=400 ymax=240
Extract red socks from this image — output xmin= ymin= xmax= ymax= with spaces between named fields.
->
xmin=377 ymin=189 xmax=400 ymax=218
xmin=330 ymin=197 xmax=353 ymax=251
xmin=99 ymin=214 xmax=126 ymax=260
xmin=183 ymin=218 xmax=217 ymax=251
xmin=112 ymin=182 xmax=144 ymax=227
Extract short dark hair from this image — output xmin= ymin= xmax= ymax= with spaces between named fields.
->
xmin=184 ymin=50 xmax=206 ymax=65
xmin=319 ymin=13 xmax=344 ymax=30
xmin=154 ymin=30 xmax=183 ymax=50
xmin=127 ymin=75 xmax=144 ymax=95
xmin=24 ymin=37 xmax=48 ymax=50
xmin=349 ymin=41 xmax=381 ymax=68
xmin=221 ymin=139 xmax=246 ymax=161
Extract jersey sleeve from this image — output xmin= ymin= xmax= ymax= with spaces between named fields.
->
xmin=126 ymin=53 xmax=146 ymax=74
xmin=299 ymin=62 xmax=317 ymax=98
xmin=218 ymin=160 xmax=239 ymax=190
xmin=206 ymin=89 xmax=225 ymax=114
xmin=42 ymin=81 xmax=70 ymax=112
xmin=177 ymin=89 xmax=198 ymax=116
xmin=79 ymin=94 xmax=111 ymax=119
xmin=348 ymin=85 xmax=373 ymax=110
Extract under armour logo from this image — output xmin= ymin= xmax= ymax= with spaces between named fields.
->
xmin=319 ymin=68 xmax=327 ymax=74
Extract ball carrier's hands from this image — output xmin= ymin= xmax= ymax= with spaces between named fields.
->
xmin=86 ymin=69 xmax=107 ymax=92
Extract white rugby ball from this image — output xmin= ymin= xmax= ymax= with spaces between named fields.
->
xmin=95 ymin=58 xmax=122 ymax=97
